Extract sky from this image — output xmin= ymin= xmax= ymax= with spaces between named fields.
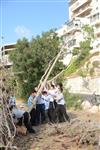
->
xmin=0 ymin=0 xmax=69 ymax=44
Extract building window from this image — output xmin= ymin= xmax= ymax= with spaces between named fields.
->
xmin=68 ymin=39 xmax=76 ymax=47
xmin=90 ymin=13 xmax=100 ymax=22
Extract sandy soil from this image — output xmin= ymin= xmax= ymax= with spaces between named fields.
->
xmin=14 ymin=110 xmax=100 ymax=150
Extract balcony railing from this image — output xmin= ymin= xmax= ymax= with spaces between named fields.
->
xmin=69 ymin=0 xmax=78 ymax=6
xmin=90 ymin=13 xmax=100 ymax=25
xmin=67 ymin=39 xmax=76 ymax=48
xmin=66 ymin=20 xmax=81 ymax=33
xmin=75 ymin=5 xmax=92 ymax=17
xmin=71 ymin=0 xmax=92 ymax=12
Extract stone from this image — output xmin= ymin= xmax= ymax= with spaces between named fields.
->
xmin=89 ymin=105 xmax=99 ymax=114
xmin=81 ymin=101 xmax=92 ymax=110
xmin=16 ymin=125 xmax=27 ymax=135
xmin=98 ymin=105 xmax=100 ymax=112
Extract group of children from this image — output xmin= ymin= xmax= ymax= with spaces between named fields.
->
xmin=8 ymin=83 xmax=70 ymax=134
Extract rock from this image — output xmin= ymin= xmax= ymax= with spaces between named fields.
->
xmin=89 ymin=105 xmax=99 ymax=114
xmin=16 ymin=125 xmax=27 ymax=135
xmin=81 ymin=101 xmax=92 ymax=110
xmin=98 ymin=105 xmax=100 ymax=112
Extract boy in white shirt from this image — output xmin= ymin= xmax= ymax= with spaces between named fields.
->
xmin=55 ymin=83 xmax=70 ymax=123
xmin=35 ymin=91 xmax=46 ymax=125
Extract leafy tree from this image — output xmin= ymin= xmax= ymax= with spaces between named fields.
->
xmin=64 ymin=25 xmax=95 ymax=76
xmin=10 ymin=30 xmax=64 ymax=98
xmin=72 ymin=48 xmax=80 ymax=56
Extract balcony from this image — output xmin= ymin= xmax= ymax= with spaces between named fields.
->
xmin=95 ymin=28 xmax=100 ymax=35
xmin=71 ymin=0 xmax=92 ymax=12
xmin=66 ymin=20 xmax=81 ymax=34
xmin=91 ymin=19 xmax=100 ymax=26
xmin=69 ymin=0 xmax=78 ymax=6
xmin=1 ymin=55 xmax=13 ymax=66
xmin=67 ymin=39 xmax=76 ymax=48
xmin=75 ymin=6 xmax=92 ymax=17
xmin=90 ymin=13 xmax=100 ymax=26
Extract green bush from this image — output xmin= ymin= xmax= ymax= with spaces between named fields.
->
xmin=92 ymin=61 xmax=100 ymax=68
xmin=64 ymin=89 xmax=82 ymax=110
xmin=73 ymin=48 xmax=80 ymax=55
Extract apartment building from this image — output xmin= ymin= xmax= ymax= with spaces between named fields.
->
xmin=57 ymin=17 xmax=90 ymax=65
xmin=57 ymin=0 xmax=100 ymax=65
xmin=69 ymin=0 xmax=100 ymax=19
xmin=69 ymin=0 xmax=100 ymax=50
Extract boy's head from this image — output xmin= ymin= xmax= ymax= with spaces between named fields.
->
xmin=50 ymin=84 xmax=55 ymax=89
xmin=42 ymin=90 xmax=48 ymax=96
xmin=57 ymin=83 xmax=63 ymax=92
xmin=31 ymin=89 xmax=37 ymax=97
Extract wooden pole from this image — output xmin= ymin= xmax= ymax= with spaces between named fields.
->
xmin=29 ymin=45 xmax=64 ymax=112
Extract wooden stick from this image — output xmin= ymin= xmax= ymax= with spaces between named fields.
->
xmin=29 ymin=46 xmax=64 ymax=112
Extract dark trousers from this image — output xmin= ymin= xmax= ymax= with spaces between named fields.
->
xmin=30 ymin=108 xmax=36 ymax=126
xmin=17 ymin=112 xmax=33 ymax=131
xmin=57 ymin=105 xmax=70 ymax=123
xmin=54 ymin=100 xmax=57 ymax=108
xmin=45 ymin=109 xmax=49 ymax=123
xmin=48 ymin=102 xmax=55 ymax=123
xmin=36 ymin=104 xmax=45 ymax=124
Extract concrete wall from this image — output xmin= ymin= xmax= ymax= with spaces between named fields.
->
xmin=64 ymin=76 xmax=100 ymax=94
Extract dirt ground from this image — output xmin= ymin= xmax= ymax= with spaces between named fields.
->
xmin=14 ymin=110 xmax=100 ymax=150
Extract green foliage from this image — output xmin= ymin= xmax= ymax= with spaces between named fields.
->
xmin=72 ymin=48 xmax=80 ymax=55
xmin=63 ymin=59 xmax=78 ymax=76
xmin=10 ymin=30 xmax=64 ymax=98
xmin=92 ymin=61 xmax=100 ymax=68
xmin=63 ymin=25 xmax=94 ymax=77
xmin=78 ymin=69 xmax=87 ymax=77
xmin=82 ymin=24 xmax=95 ymax=40
xmin=89 ymin=68 xmax=94 ymax=76
xmin=64 ymin=89 xmax=81 ymax=109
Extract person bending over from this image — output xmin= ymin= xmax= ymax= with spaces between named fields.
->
xmin=9 ymin=101 xmax=35 ymax=133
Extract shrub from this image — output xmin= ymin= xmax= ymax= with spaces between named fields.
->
xmin=64 ymin=89 xmax=82 ymax=110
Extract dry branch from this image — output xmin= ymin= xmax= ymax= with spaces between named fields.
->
xmin=0 ymin=56 xmax=16 ymax=149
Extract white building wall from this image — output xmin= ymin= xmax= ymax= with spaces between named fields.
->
xmin=90 ymin=0 xmax=100 ymax=14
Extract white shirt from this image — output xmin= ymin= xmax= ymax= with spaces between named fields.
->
xmin=43 ymin=95 xmax=50 ymax=110
xmin=28 ymin=95 xmax=36 ymax=107
xmin=48 ymin=89 xmax=57 ymax=97
xmin=12 ymin=107 xmax=25 ymax=124
xmin=12 ymin=107 xmax=25 ymax=119
xmin=47 ymin=94 xmax=54 ymax=102
xmin=36 ymin=95 xmax=45 ymax=104
xmin=56 ymin=93 xmax=65 ymax=105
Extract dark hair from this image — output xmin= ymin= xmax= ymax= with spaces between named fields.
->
xmin=51 ymin=84 xmax=55 ymax=89
xmin=42 ymin=91 xmax=47 ymax=95
xmin=57 ymin=83 xmax=63 ymax=92
xmin=58 ymin=82 xmax=63 ymax=87
xmin=32 ymin=89 xmax=37 ymax=93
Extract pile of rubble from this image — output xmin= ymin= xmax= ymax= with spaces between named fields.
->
xmin=81 ymin=100 xmax=100 ymax=113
